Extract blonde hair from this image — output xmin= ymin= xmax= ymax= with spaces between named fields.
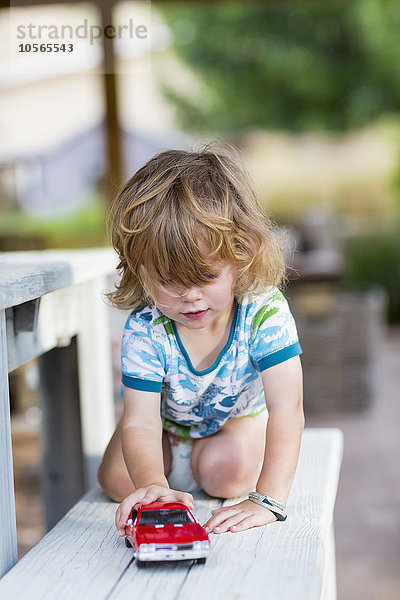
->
xmin=107 ymin=143 xmax=287 ymax=310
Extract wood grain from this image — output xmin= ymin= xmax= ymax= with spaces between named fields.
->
xmin=0 ymin=248 xmax=118 ymax=310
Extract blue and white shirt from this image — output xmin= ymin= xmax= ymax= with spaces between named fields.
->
xmin=121 ymin=287 xmax=302 ymax=439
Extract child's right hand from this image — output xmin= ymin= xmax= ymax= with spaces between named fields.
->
xmin=115 ymin=484 xmax=195 ymax=536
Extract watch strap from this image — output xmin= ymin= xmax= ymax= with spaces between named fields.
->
xmin=248 ymin=491 xmax=287 ymax=521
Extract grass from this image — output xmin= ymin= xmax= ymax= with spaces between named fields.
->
xmin=0 ymin=187 xmax=108 ymax=249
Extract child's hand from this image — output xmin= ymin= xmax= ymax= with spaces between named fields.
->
xmin=115 ymin=484 xmax=194 ymax=536
xmin=203 ymin=499 xmax=277 ymax=534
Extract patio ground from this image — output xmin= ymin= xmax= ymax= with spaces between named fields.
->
xmin=306 ymin=326 xmax=400 ymax=600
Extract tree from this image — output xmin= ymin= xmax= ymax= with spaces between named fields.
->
xmin=157 ymin=0 xmax=400 ymax=133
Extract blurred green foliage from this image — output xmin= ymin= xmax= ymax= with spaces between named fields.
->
xmin=159 ymin=0 xmax=400 ymax=133
xmin=343 ymin=225 xmax=400 ymax=322
xmin=391 ymin=145 xmax=400 ymax=206
xmin=0 ymin=187 xmax=107 ymax=249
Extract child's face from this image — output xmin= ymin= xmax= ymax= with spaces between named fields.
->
xmin=154 ymin=263 xmax=236 ymax=331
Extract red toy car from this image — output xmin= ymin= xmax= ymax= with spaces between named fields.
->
xmin=124 ymin=501 xmax=210 ymax=567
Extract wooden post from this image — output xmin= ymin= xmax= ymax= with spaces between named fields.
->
xmin=38 ymin=337 xmax=86 ymax=531
xmin=76 ymin=278 xmax=116 ymax=488
xmin=100 ymin=1 xmax=123 ymax=199
xmin=0 ymin=310 xmax=18 ymax=576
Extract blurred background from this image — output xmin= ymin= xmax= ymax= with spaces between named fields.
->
xmin=2 ymin=1 xmax=399 ymax=598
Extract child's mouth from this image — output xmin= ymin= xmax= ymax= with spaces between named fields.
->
xmin=182 ymin=309 xmax=209 ymax=320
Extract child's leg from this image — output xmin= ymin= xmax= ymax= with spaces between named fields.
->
xmin=190 ymin=410 xmax=267 ymax=498
xmin=97 ymin=420 xmax=172 ymax=502
xmin=166 ymin=432 xmax=200 ymax=494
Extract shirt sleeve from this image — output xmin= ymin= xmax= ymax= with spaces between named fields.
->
xmin=249 ymin=288 xmax=302 ymax=371
xmin=121 ymin=312 xmax=166 ymax=393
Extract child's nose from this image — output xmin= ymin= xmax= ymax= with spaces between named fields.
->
xmin=183 ymin=286 xmax=202 ymax=301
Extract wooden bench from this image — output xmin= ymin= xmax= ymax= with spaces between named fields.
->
xmin=0 ymin=248 xmax=118 ymax=576
xmin=0 ymin=428 xmax=343 ymax=600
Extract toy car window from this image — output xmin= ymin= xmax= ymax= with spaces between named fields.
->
xmin=138 ymin=509 xmax=193 ymax=526
xmin=130 ymin=508 xmax=138 ymax=523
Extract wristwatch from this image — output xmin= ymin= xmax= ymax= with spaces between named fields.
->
xmin=248 ymin=490 xmax=287 ymax=521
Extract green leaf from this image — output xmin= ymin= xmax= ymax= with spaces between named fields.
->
xmin=154 ymin=315 xmax=174 ymax=335
xmin=250 ymin=305 xmax=279 ymax=344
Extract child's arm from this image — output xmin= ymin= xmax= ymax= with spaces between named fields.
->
xmin=115 ymin=387 xmax=194 ymax=536
xmin=204 ymin=356 xmax=304 ymax=533
xmin=121 ymin=387 xmax=168 ymax=488
xmin=255 ymin=355 xmax=304 ymax=504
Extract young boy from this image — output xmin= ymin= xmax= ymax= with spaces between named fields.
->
xmin=98 ymin=145 xmax=304 ymax=535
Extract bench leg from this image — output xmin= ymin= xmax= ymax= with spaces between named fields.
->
xmin=0 ymin=310 xmax=18 ymax=576
xmin=38 ymin=337 xmax=85 ymax=531
xmin=321 ymin=522 xmax=337 ymax=600
xmin=76 ymin=278 xmax=115 ymax=488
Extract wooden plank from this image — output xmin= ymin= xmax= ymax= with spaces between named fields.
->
xmin=110 ymin=428 xmax=343 ymax=600
xmin=0 ymin=486 xmax=221 ymax=600
xmin=0 ymin=487 xmax=132 ymax=600
xmin=0 ymin=429 xmax=343 ymax=599
xmin=76 ymin=278 xmax=116 ymax=488
xmin=38 ymin=337 xmax=86 ymax=531
xmin=0 ymin=248 xmax=117 ymax=310
xmin=321 ymin=524 xmax=337 ymax=600
xmin=6 ymin=286 xmax=81 ymax=373
xmin=0 ymin=260 xmax=72 ymax=311
xmin=0 ymin=310 xmax=18 ymax=578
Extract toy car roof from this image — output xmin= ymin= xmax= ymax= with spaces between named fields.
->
xmin=133 ymin=501 xmax=193 ymax=512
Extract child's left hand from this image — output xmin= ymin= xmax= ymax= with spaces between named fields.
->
xmin=203 ymin=499 xmax=278 ymax=534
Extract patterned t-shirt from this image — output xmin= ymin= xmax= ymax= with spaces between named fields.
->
xmin=121 ymin=287 xmax=302 ymax=439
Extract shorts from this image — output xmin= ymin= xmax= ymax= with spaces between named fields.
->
xmin=162 ymin=405 xmax=267 ymax=441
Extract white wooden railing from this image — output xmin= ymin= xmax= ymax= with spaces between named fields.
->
xmin=0 ymin=248 xmax=118 ymax=576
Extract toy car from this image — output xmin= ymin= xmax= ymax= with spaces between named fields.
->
xmin=124 ymin=501 xmax=210 ymax=567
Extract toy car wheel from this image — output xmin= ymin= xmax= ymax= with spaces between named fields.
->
xmin=136 ymin=559 xmax=148 ymax=568
xmin=125 ymin=537 xmax=132 ymax=548
xmin=196 ymin=558 xmax=206 ymax=564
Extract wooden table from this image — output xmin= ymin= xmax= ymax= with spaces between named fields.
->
xmin=0 ymin=248 xmax=118 ymax=578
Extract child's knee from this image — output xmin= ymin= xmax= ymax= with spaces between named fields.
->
xmin=97 ymin=460 xmax=117 ymax=500
xmin=193 ymin=447 xmax=252 ymax=498
xmin=97 ymin=458 xmax=131 ymax=502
